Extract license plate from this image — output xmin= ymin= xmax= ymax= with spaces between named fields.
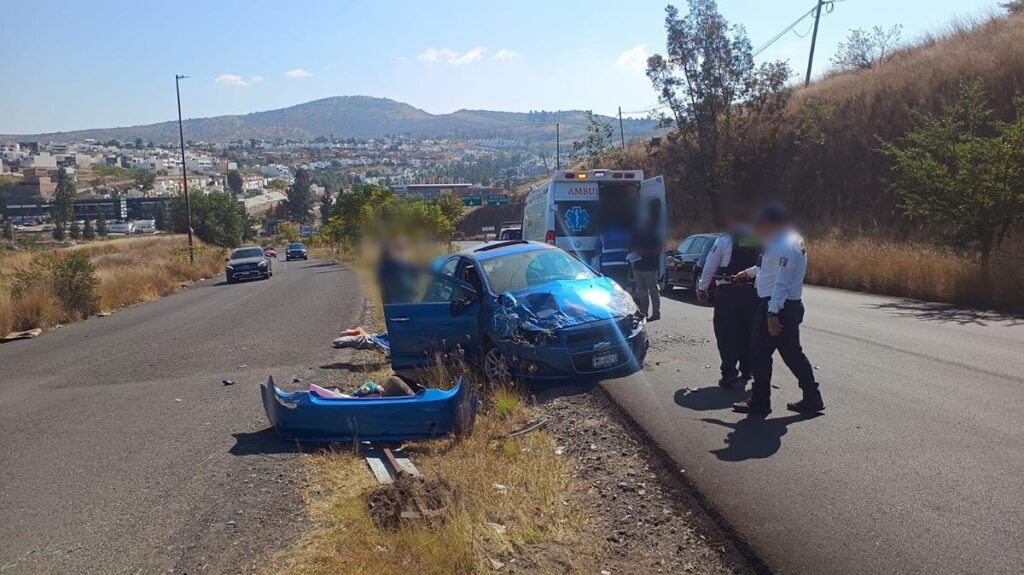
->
xmin=592 ymin=351 xmax=619 ymax=369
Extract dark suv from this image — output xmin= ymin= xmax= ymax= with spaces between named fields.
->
xmin=225 ymin=246 xmax=273 ymax=283
xmin=285 ymin=242 xmax=308 ymax=261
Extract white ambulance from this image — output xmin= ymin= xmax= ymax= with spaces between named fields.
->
xmin=522 ymin=169 xmax=667 ymax=285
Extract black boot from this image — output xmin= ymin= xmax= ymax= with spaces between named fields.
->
xmin=787 ymin=392 xmax=825 ymax=414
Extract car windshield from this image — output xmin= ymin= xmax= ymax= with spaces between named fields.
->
xmin=481 ymin=249 xmax=597 ymax=293
xmin=288 ymin=243 xmax=305 ymax=250
xmin=232 ymin=248 xmax=264 ymax=259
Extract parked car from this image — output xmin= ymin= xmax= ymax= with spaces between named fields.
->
xmin=382 ymin=240 xmax=649 ymax=384
xmin=225 ymin=246 xmax=273 ymax=283
xmin=661 ymin=233 xmax=721 ymax=294
xmin=263 ymin=246 xmax=277 ymax=258
xmin=285 ymin=242 xmax=308 ymax=261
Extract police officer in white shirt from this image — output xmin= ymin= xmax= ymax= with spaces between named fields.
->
xmin=731 ymin=203 xmax=824 ymax=416
xmin=696 ymin=210 xmax=761 ymax=388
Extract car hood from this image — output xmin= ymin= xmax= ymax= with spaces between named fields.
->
xmin=228 ymin=256 xmax=265 ymax=265
xmin=501 ymin=277 xmax=638 ymax=332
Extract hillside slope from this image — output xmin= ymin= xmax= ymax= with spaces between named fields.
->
xmin=4 ymin=96 xmax=657 ymax=144
xmin=641 ymin=13 xmax=1024 ymax=239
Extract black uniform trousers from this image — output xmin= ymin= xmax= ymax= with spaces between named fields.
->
xmin=712 ymin=283 xmax=758 ymax=380
xmin=750 ymin=298 xmax=820 ymax=407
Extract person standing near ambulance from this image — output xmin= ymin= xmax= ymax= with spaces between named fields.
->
xmin=696 ymin=211 xmax=761 ymax=388
xmin=731 ymin=203 xmax=824 ymax=416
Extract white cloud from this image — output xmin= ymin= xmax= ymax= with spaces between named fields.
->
xmin=491 ymin=49 xmax=521 ymax=61
xmin=214 ymin=73 xmax=249 ymax=86
xmin=284 ymin=68 xmax=312 ymax=78
xmin=614 ymin=44 xmax=650 ymax=72
xmin=250 ymin=75 xmax=264 ymax=83
xmin=418 ymin=46 xmax=488 ymax=66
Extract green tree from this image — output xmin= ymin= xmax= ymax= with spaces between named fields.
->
xmin=82 ymin=218 xmax=96 ymax=240
xmin=1002 ymin=1 xmax=1023 ymax=14
xmin=646 ymin=0 xmax=791 ymax=224
xmin=286 ymin=168 xmax=314 ymax=222
xmin=50 ymin=251 xmax=100 ymax=319
xmin=69 ymin=219 xmax=81 ymax=240
xmin=2 ymin=218 xmax=13 ymax=240
xmin=170 ymin=191 xmax=247 ymax=248
xmin=96 ymin=212 xmax=108 ymax=237
xmin=881 ymin=78 xmax=1024 ymax=272
xmin=277 ymin=222 xmax=300 ymax=242
xmin=52 ymin=167 xmax=76 ymax=239
xmin=226 ymin=169 xmax=244 ymax=195
xmin=134 ymin=137 xmax=144 ymax=149
xmin=831 ymin=25 xmax=903 ymax=71
xmin=319 ymin=187 xmax=334 ymax=223
xmin=268 ymin=178 xmax=289 ymax=191
xmin=570 ymin=112 xmax=617 ymax=167
xmin=134 ymin=170 xmax=156 ymax=193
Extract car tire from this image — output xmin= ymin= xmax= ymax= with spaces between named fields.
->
xmin=226 ymin=276 xmax=235 ymax=284
xmin=482 ymin=342 xmax=512 ymax=385
xmin=659 ymin=276 xmax=674 ymax=294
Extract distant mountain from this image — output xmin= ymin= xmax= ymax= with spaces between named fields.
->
xmin=3 ymin=96 xmax=658 ymax=144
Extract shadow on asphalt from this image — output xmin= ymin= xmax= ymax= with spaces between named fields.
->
xmin=229 ymin=428 xmax=302 ymax=456
xmin=660 ymin=287 xmax=713 ymax=308
xmin=320 ymin=360 xmax=388 ymax=371
xmin=674 ymin=386 xmax=748 ymax=411
xmin=700 ymin=413 xmax=821 ymax=461
xmin=868 ymin=299 xmax=1024 ymax=326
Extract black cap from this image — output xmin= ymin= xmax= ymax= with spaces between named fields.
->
xmin=755 ymin=202 xmax=789 ymax=224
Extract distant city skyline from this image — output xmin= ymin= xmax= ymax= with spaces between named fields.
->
xmin=0 ymin=0 xmax=1005 ymax=134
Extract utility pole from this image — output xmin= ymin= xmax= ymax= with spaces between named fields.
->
xmin=804 ymin=0 xmax=825 ymax=87
xmin=175 ymin=74 xmax=195 ymax=263
xmin=555 ymin=123 xmax=560 ymax=171
xmin=618 ymin=106 xmax=625 ymax=149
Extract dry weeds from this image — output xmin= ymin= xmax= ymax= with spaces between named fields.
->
xmin=0 ymin=235 xmax=225 ymax=333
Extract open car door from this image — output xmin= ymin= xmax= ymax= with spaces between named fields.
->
xmin=382 ymin=267 xmax=481 ymax=374
xmin=639 ymin=175 xmax=668 ymax=280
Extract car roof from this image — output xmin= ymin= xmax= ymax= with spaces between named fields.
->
xmin=456 ymin=240 xmax=552 ymax=261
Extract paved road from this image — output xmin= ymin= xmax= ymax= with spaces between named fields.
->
xmin=603 ymin=286 xmax=1024 ymax=574
xmin=0 ymin=258 xmax=361 ymax=574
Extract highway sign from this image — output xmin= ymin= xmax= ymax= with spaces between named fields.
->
xmin=487 ymin=194 xmax=509 ymax=206
xmin=461 ymin=196 xmax=483 ymax=206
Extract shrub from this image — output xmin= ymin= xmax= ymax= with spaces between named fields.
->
xmin=48 ymin=252 xmax=100 ymax=320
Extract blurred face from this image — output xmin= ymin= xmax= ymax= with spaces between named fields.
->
xmin=754 ymin=220 xmax=784 ymax=239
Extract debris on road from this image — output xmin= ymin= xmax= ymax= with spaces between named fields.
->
xmin=491 ymin=416 xmax=548 ymax=440
xmin=222 ymin=379 xmax=236 ymax=386
xmin=1 ymin=328 xmax=43 ymax=342
xmin=366 ymin=475 xmax=452 ymax=530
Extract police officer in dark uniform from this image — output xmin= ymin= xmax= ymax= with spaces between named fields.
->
xmin=732 ymin=204 xmax=824 ymax=416
xmin=697 ymin=212 xmax=761 ymax=388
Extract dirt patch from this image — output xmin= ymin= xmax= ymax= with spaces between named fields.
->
xmin=367 ymin=475 xmax=455 ymax=531
xmin=535 ymin=385 xmax=752 ymax=574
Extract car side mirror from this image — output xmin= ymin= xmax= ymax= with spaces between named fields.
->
xmin=450 ymin=290 xmax=476 ymax=316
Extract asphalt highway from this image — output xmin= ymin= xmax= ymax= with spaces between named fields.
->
xmin=0 ymin=257 xmax=362 ymax=574
xmin=603 ymin=285 xmax=1024 ymax=574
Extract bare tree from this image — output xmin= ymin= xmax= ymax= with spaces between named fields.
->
xmin=831 ymin=25 xmax=903 ymax=71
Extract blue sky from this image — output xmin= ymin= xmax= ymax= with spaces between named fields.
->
xmin=0 ymin=0 xmax=1005 ymax=134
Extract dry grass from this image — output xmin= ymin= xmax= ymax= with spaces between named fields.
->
xmin=0 ymin=235 xmax=225 ymax=334
xmin=807 ymin=238 xmax=1024 ymax=310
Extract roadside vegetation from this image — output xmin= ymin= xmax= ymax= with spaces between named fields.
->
xmin=0 ymin=235 xmax=224 ymax=334
xmin=580 ymin=1 xmax=1024 ymax=310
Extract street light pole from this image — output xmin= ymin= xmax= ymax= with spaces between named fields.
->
xmin=175 ymin=74 xmax=195 ymax=263
xmin=804 ymin=0 xmax=825 ymax=87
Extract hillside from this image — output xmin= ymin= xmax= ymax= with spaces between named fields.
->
xmin=637 ymin=12 xmax=1024 ymax=240
xmin=3 ymin=96 xmax=657 ymax=144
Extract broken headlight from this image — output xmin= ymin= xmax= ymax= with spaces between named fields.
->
xmin=519 ymin=328 xmax=558 ymax=346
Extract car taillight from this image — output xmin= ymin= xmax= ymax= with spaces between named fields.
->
xmin=545 ymin=230 xmax=556 ymax=244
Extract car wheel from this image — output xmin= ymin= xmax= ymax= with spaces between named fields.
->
xmin=482 ymin=343 xmax=512 ymax=385
xmin=691 ymin=269 xmax=701 ymax=291
xmin=226 ymin=277 xmax=235 ymax=284
xmin=659 ymin=275 xmax=674 ymax=294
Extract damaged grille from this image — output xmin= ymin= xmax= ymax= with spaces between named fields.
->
xmin=565 ymin=317 xmax=633 ymax=347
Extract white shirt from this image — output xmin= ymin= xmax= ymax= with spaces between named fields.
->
xmin=744 ymin=227 xmax=807 ymax=314
xmin=697 ymin=234 xmax=733 ymax=291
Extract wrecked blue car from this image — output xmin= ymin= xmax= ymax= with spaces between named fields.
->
xmin=261 ymin=376 xmax=473 ymax=442
xmin=383 ymin=241 xmax=648 ymax=383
